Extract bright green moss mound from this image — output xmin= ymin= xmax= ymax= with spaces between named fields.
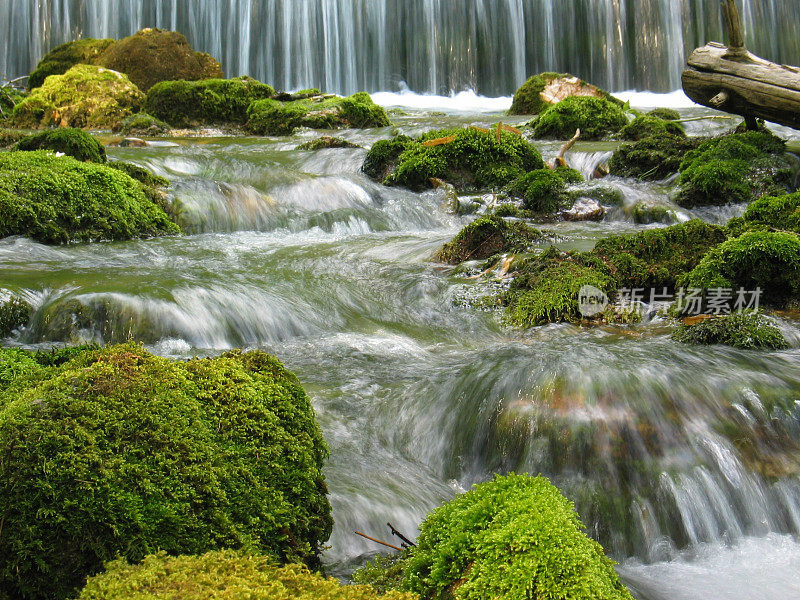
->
xmin=246 ymin=92 xmax=390 ymax=136
xmin=14 ymin=128 xmax=106 ymax=163
xmin=146 ymin=77 xmax=276 ymax=127
xmin=79 ymin=550 xmax=416 ymax=600
xmin=0 ymin=296 xmax=32 ymax=337
xmin=366 ymin=127 xmax=544 ymax=192
xmin=434 ymin=216 xmax=542 ymax=265
xmin=681 ymin=231 xmax=800 ymax=304
xmin=0 ymin=151 xmax=179 ymax=244
xmin=506 ymin=167 xmax=583 ymax=212
xmin=403 ymin=473 xmax=634 ymax=600
xmin=27 ymin=38 xmax=115 ymax=90
xmin=0 ymin=344 xmax=333 ymax=600
xmin=677 ymin=131 xmax=792 ymax=207
xmin=508 ymin=73 xmax=621 ymax=116
xmin=672 ymin=313 xmax=788 ymax=350
xmin=647 ymin=108 xmax=680 ymax=121
xmin=608 ymin=134 xmax=700 ymax=181
xmin=532 ymin=96 xmax=628 ymax=140
xmin=117 ymin=112 xmax=171 ymax=136
xmin=13 ymin=64 xmax=144 ymax=129
xmin=740 ymin=192 xmax=800 ymax=233
xmin=95 ymin=28 xmax=223 ymax=92
xmin=617 ymin=115 xmax=685 ymax=141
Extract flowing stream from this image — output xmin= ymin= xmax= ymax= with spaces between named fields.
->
xmin=2 ymin=94 xmax=800 ymax=598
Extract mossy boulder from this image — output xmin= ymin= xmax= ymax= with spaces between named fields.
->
xmin=617 ymin=115 xmax=685 ymax=141
xmin=95 ymin=29 xmax=223 ymax=92
xmin=531 ymin=96 xmax=628 ymax=140
xmin=647 ymin=108 xmax=681 ymax=121
xmin=506 ymin=167 xmax=583 ymax=213
xmin=298 ymin=136 xmax=359 ymax=150
xmin=364 ymin=127 xmax=544 ymax=192
xmin=608 ymin=134 xmax=701 ymax=181
xmin=145 ymin=77 xmax=276 ymax=127
xmin=676 ymin=131 xmax=792 ymax=207
xmin=740 ymin=191 xmax=800 ymax=233
xmin=681 ymin=231 xmax=800 ymax=304
xmin=12 ymin=64 xmax=144 ymax=129
xmin=27 ymin=38 xmax=115 ymax=90
xmin=0 ymin=151 xmax=179 ymax=244
xmin=672 ymin=312 xmax=788 ymax=350
xmin=508 ymin=73 xmax=621 ymax=116
xmin=246 ymin=92 xmax=390 ymax=136
xmin=403 ymin=473 xmax=634 ymax=600
xmin=434 ymin=216 xmax=542 ymax=264
xmin=0 ymin=296 xmax=32 ymax=337
xmin=13 ymin=128 xmax=106 ymax=163
xmin=0 ymin=344 xmax=333 ymax=600
xmin=79 ymin=550 xmax=415 ymax=600
xmin=116 ymin=112 xmax=171 ymax=136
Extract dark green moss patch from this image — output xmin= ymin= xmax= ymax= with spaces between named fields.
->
xmin=145 ymin=77 xmax=276 ymax=127
xmin=532 ymin=96 xmax=628 ymax=140
xmin=403 ymin=473 xmax=634 ymax=600
xmin=506 ymin=167 xmax=583 ymax=213
xmin=27 ymin=38 xmax=115 ymax=90
xmin=672 ymin=313 xmax=788 ymax=350
xmin=246 ymin=92 xmax=390 ymax=136
xmin=434 ymin=215 xmax=542 ymax=264
xmin=609 ymin=134 xmax=701 ymax=181
xmin=740 ymin=191 xmax=800 ymax=233
xmin=0 ymin=296 xmax=32 ymax=337
xmin=0 ymin=151 xmax=179 ymax=244
xmin=14 ymin=128 xmax=106 ymax=163
xmin=647 ymin=108 xmax=681 ymax=121
xmin=107 ymin=161 xmax=169 ymax=188
xmin=0 ymin=343 xmax=333 ymax=600
xmin=116 ymin=112 xmax=171 ymax=136
xmin=617 ymin=115 xmax=685 ymax=141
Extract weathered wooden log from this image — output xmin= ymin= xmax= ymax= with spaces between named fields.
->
xmin=681 ymin=0 xmax=800 ymax=130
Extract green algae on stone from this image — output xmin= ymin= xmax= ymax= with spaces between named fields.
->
xmin=739 ymin=191 xmax=800 ymax=234
xmin=672 ymin=312 xmax=789 ymax=350
xmin=27 ymin=38 xmax=115 ymax=90
xmin=297 ymin=136 xmax=360 ymax=150
xmin=506 ymin=167 xmax=583 ymax=213
xmin=608 ymin=134 xmax=701 ymax=181
xmin=531 ymin=96 xmax=628 ymax=140
xmin=13 ymin=127 xmax=106 ymax=163
xmin=617 ymin=115 xmax=685 ymax=141
xmin=0 ymin=151 xmax=179 ymax=244
xmin=434 ymin=215 xmax=542 ymax=265
xmin=0 ymin=343 xmax=334 ymax=600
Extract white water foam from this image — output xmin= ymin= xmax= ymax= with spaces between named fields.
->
xmin=371 ymin=89 xmax=512 ymax=113
xmin=613 ymin=89 xmax=698 ymax=109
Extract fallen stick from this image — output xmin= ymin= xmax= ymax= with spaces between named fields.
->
xmin=354 ymin=531 xmax=402 ymax=551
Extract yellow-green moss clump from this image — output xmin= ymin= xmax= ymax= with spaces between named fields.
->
xmin=95 ymin=28 xmax=223 ymax=92
xmin=12 ymin=64 xmax=144 ymax=129
xmin=403 ymin=473 xmax=634 ymax=600
xmin=508 ymin=72 xmax=621 ymax=116
xmin=116 ymin=112 xmax=172 ymax=136
xmin=0 ymin=344 xmax=333 ymax=600
xmin=145 ymin=77 xmax=276 ymax=127
xmin=363 ymin=127 xmax=544 ymax=192
xmin=505 ymin=167 xmax=583 ymax=213
xmin=738 ymin=191 xmax=800 ymax=234
xmin=531 ymin=96 xmax=628 ymax=140
xmin=27 ymin=38 xmax=115 ymax=90
xmin=617 ymin=114 xmax=685 ymax=141
xmin=434 ymin=215 xmax=542 ymax=264
xmin=78 ymin=550 xmax=416 ymax=600
xmin=246 ymin=92 xmax=390 ymax=136
xmin=672 ymin=313 xmax=788 ymax=350
xmin=0 ymin=151 xmax=179 ymax=244
xmin=13 ymin=128 xmax=106 ymax=163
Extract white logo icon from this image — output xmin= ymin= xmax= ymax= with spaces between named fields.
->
xmin=578 ymin=285 xmax=608 ymax=317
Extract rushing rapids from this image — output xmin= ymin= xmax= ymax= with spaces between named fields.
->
xmin=2 ymin=0 xmax=800 ymax=95
xmin=1 ymin=93 xmax=799 ymax=598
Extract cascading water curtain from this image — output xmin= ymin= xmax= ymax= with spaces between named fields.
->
xmin=2 ymin=0 xmax=799 ymax=95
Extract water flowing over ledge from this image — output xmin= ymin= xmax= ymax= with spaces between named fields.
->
xmin=2 ymin=0 xmax=799 ymax=95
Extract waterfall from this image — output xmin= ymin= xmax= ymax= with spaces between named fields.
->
xmin=2 ymin=0 xmax=799 ymax=95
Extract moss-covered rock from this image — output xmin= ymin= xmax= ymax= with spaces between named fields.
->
xmin=0 ymin=296 xmax=32 ymax=337
xmin=672 ymin=312 xmax=788 ymax=350
xmin=116 ymin=112 xmax=171 ymax=136
xmin=647 ymin=108 xmax=681 ymax=121
xmin=246 ymin=92 xmax=390 ymax=136
xmin=12 ymin=65 xmax=144 ymax=129
xmin=13 ymin=128 xmax=106 ymax=163
xmin=681 ymin=231 xmax=800 ymax=304
xmin=531 ymin=96 xmax=628 ymax=140
xmin=95 ymin=29 xmax=223 ymax=92
xmin=617 ymin=115 xmax=685 ymax=141
xmin=0 ymin=151 xmax=179 ymax=244
xmin=27 ymin=38 xmax=115 ymax=90
xmin=508 ymin=73 xmax=621 ymax=116
xmin=78 ymin=550 xmax=415 ymax=600
xmin=352 ymin=553 xmax=408 ymax=595
xmin=627 ymin=201 xmax=676 ymax=225
xmin=740 ymin=191 xmax=800 ymax=233
xmin=365 ymin=127 xmax=543 ymax=192
xmin=145 ymin=77 xmax=276 ymax=127
xmin=676 ymin=131 xmax=792 ymax=207
xmin=608 ymin=134 xmax=701 ymax=181
xmin=403 ymin=473 xmax=634 ymax=600
xmin=297 ymin=136 xmax=360 ymax=150
xmin=106 ymin=161 xmax=169 ymax=189
xmin=434 ymin=216 xmax=542 ymax=264
xmin=0 ymin=344 xmax=333 ymax=600
xmin=506 ymin=167 xmax=583 ymax=213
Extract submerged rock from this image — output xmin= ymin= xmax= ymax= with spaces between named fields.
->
xmin=118 ymin=137 xmax=147 ymax=147
xmin=508 ymin=72 xmax=622 ymax=116
xmin=434 ymin=215 xmax=541 ymax=265
xmin=672 ymin=312 xmax=788 ymax=350
xmin=626 ymin=201 xmax=677 ymax=224
xmin=563 ymin=197 xmax=605 ymax=221
xmin=531 ymin=96 xmax=628 ymax=140
xmin=297 ymin=135 xmax=360 ymax=150
xmin=0 ymin=295 xmax=32 ymax=337
xmin=27 ymin=38 xmax=115 ymax=90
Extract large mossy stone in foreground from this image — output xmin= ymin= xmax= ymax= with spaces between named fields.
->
xmin=434 ymin=215 xmax=542 ymax=264
xmin=531 ymin=96 xmax=628 ymax=140
xmin=27 ymin=38 xmax=115 ymax=90
xmin=145 ymin=77 xmax=276 ymax=127
xmin=12 ymin=64 xmax=144 ymax=129
xmin=246 ymin=92 xmax=390 ymax=136
xmin=0 ymin=151 xmax=179 ymax=244
xmin=0 ymin=344 xmax=333 ymax=600
xmin=78 ymin=550 xmax=415 ymax=600
xmin=95 ymin=28 xmax=223 ymax=92
xmin=672 ymin=313 xmax=788 ymax=350
xmin=508 ymin=72 xmax=621 ymax=116
xmin=403 ymin=473 xmax=634 ymax=600
xmin=13 ymin=128 xmax=106 ymax=163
